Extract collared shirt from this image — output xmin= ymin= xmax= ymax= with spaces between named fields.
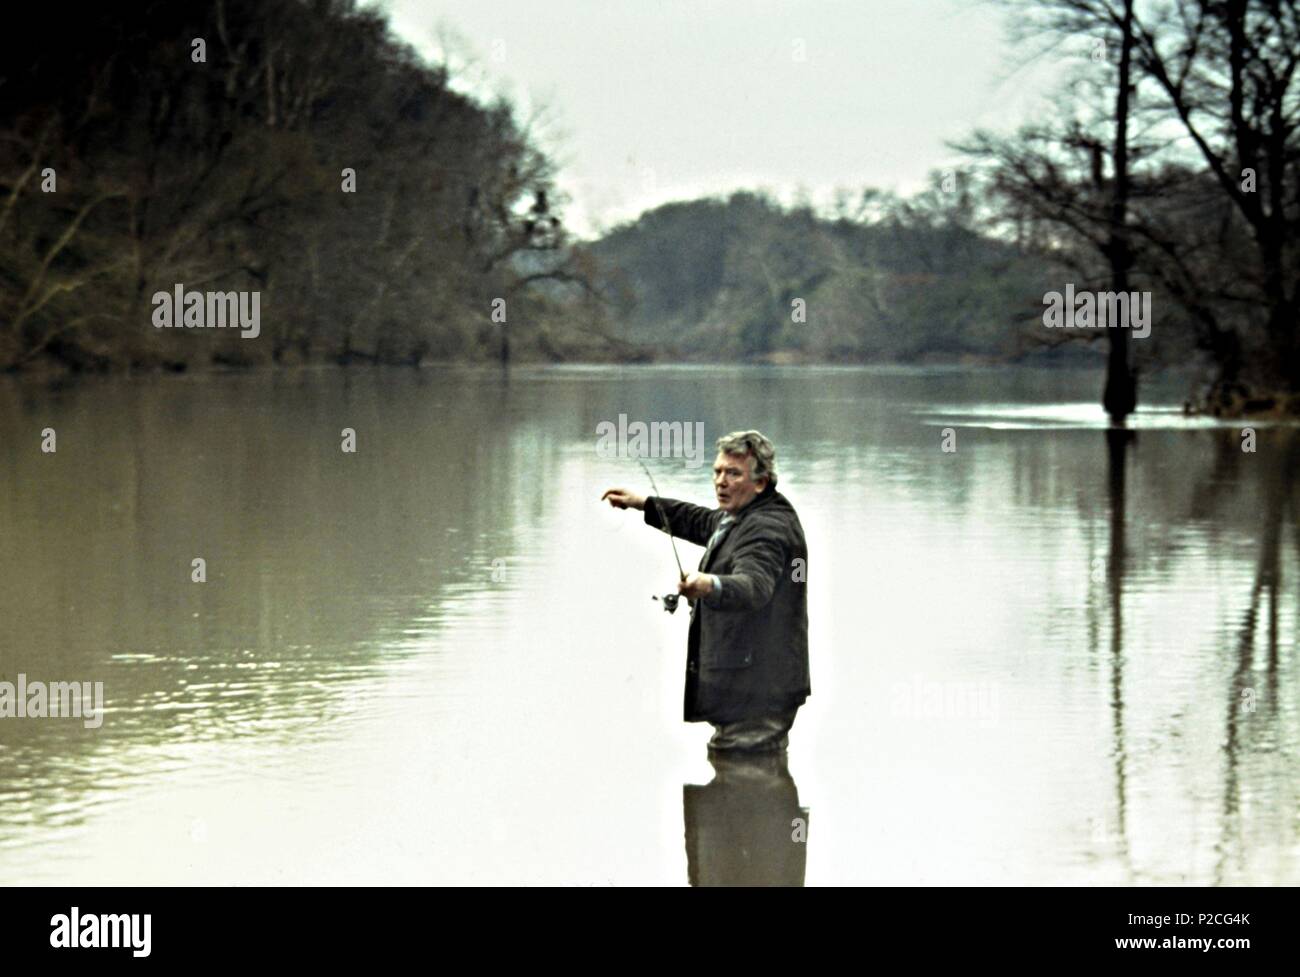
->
xmin=702 ymin=512 xmax=736 ymax=606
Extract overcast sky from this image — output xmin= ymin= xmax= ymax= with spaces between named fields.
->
xmin=382 ymin=0 xmax=1067 ymax=238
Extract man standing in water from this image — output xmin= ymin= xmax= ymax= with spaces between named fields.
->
xmin=602 ymin=431 xmax=810 ymax=754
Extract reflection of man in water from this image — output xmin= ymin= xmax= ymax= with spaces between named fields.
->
xmin=602 ymin=430 xmax=811 ymax=754
xmin=683 ymin=751 xmax=809 ymax=886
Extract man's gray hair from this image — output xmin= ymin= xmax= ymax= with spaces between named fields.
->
xmin=716 ymin=430 xmax=778 ymax=488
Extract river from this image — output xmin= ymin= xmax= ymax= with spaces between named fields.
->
xmin=0 ymin=364 xmax=1296 ymax=884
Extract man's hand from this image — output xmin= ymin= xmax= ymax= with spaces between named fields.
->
xmin=677 ymin=572 xmax=715 ymax=599
xmin=601 ymin=487 xmax=646 ymax=511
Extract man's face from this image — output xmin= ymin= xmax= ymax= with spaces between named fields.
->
xmin=713 ymin=451 xmax=767 ymax=514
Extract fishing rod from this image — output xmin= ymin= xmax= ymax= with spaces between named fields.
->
xmin=637 ymin=458 xmax=687 ymax=614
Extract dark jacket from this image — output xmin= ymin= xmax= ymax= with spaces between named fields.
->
xmin=644 ymin=486 xmax=810 ymax=723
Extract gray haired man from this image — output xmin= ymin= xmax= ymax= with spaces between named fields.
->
xmin=603 ymin=431 xmax=811 ymax=754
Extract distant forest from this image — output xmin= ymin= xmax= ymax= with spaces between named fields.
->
xmin=592 ymin=187 xmax=1107 ymax=366
xmin=2 ymin=0 xmax=1297 ymax=418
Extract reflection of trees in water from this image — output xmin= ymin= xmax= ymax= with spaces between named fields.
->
xmin=1215 ymin=429 xmax=1297 ymax=883
xmin=1094 ymin=426 xmax=1299 ymax=882
xmin=1102 ymin=428 xmax=1135 ymax=878
xmin=0 ymin=371 xmax=564 ymax=832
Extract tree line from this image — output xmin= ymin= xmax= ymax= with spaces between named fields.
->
xmin=3 ymin=0 xmax=1295 ymax=421
xmin=0 ymin=0 xmax=620 ymax=373
xmin=589 ymin=187 xmax=1060 ymax=365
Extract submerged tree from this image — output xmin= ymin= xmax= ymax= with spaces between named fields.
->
xmin=958 ymin=0 xmax=1152 ymax=424
xmin=961 ymin=0 xmax=1300 ymax=416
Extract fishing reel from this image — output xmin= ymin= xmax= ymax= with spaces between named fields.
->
xmin=653 ymin=592 xmax=681 ymax=614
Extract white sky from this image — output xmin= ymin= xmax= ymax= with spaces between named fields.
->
xmin=381 ymin=0 xmax=1070 ymax=238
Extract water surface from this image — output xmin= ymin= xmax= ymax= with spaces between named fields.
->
xmin=1 ymin=365 xmax=1296 ymax=884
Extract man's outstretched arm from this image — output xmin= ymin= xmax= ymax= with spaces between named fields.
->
xmin=600 ymin=487 xmax=718 ymax=547
xmin=641 ymin=496 xmax=718 ymax=547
